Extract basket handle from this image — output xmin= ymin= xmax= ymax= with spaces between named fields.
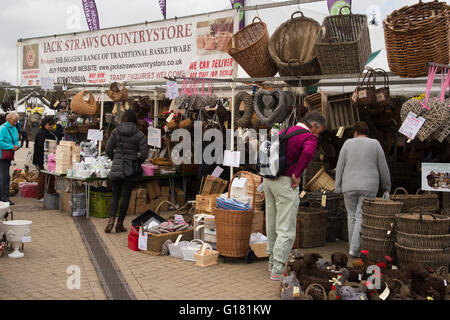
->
xmin=415 ymin=188 xmax=431 ymax=195
xmin=392 ymin=187 xmax=408 ymax=196
xmin=374 ymin=68 xmax=389 ymax=88
xmin=252 ymin=16 xmax=263 ymax=24
xmin=188 ymin=239 xmax=205 ymax=248
xmin=304 ymin=283 xmax=327 ymax=300
xmin=227 ymin=171 xmax=256 ymax=211
xmin=418 ymin=213 xmax=437 ymax=224
xmin=154 ymin=200 xmax=178 ymax=213
xmin=339 ymin=5 xmax=352 ymax=15
xmin=291 ymin=11 xmax=304 ymax=19
xmin=199 ymin=242 xmax=213 ymax=256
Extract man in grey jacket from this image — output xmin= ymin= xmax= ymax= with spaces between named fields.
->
xmin=334 ymin=122 xmax=391 ymax=258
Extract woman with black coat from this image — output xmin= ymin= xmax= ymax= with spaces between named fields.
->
xmin=105 ymin=110 xmax=149 ymax=233
xmin=33 ymin=116 xmax=57 ymax=200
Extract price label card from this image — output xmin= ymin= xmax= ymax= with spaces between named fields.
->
xmin=336 ymin=126 xmax=345 ymax=138
xmin=379 ymin=283 xmax=390 ymax=300
xmin=211 ymin=166 xmax=224 ymax=178
xmin=166 ymin=113 xmax=175 ymax=123
xmin=299 ymin=191 xmax=306 ymax=199
xmin=232 ymin=177 xmax=247 ymax=188
xmin=22 ymin=236 xmax=31 ymax=243
xmin=147 ymin=127 xmax=161 ymax=148
xmin=293 ymin=286 xmax=300 ymax=297
xmin=53 ymin=100 xmax=60 ymax=108
xmin=138 ymin=232 xmax=148 ymax=251
xmin=223 ymin=150 xmax=240 ymax=168
xmin=166 ymin=81 xmax=179 ymax=99
xmin=87 ymin=129 xmax=103 ymax=141
xmin=174 ymin=214 xmax=185 ymax=224
xmin=321 ymin=194 xmax=327 ymax=207
xmin=399 ymin=112 xmax=425 ymax=140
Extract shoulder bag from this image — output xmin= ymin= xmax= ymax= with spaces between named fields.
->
xmin=0 ymin=126 xmax=16 ymax=160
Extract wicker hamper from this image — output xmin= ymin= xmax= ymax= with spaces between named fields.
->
xmin=383 ymin=0 xmax=450 ymax=78
xmin=362 ymin=198 xmax=403 ymax=216
xmin=396 ymin=243 xmax=450 ymax=269
xmin=143 ymin=228 xmax=194 ymax=256
xmin=396 ymin=231 xmax=450 ymax=250
xmin=298 ymin=206 xmax=328 ymax=248
xmin=268 ymin=11 xmax=322 ymax=86
xmin=362 ymin=213 xmax=396 ymax=229
xmin=228 ymin=17 xmax=277 ymax=78
xmin=390 ymin=187 xmax=440 ymax=213
xmin=395 ymin=213 xmax=450 ymax=235
xmin=361 ymin=224 xmax=395 ymax=240
xmin=315 ymin=6 xmax=371 ymax=75
xmin=361 ymin=235 xmax=397 ymax=263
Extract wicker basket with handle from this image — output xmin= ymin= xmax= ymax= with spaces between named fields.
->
xmin=362 ymin=198 xmax=403 ymax=216
xmin=395 ymin=213 xmax=450 ymax=235
xmin=315 ymin=6 xmax=371 ymax=75
xmin=70 ymin=90 xmax=98 ymax=116
xmin=361 ymin=224 xmax=395 ymax=240
xmin=298 ymin=204 xmax=328 ymax=248
xmin=390 ymin=187 xmax=440 ymax=213
xmin=361 ymin=235 xmax=397 ymax=263
xmin=228 ymin=17 xmax=277 ymax=78
xmin=215 ymin=171 xmax=256 ymax=258
xmin=362 ymin=213 xmax=395 ymax=229
xmin=194 ymin=242 xmax=219 ymax=267
xmin=396 ymin=243 xmax=450 ymax=269
xmin=303 ymin=167 xmax=335 ymax=192
xmin=383 ymin=0 xmax=449 ymax=78
xmin=396 ymin=231 xmax=450 ymax=250
xmin=107 ymin=82 xmax=128 ymax=102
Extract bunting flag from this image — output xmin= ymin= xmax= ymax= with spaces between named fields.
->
xmin=158 ymin=0 xmax=167 ymax=19
xmin=81 ymin=0 xmax=100 ymax=30
xmin=230 ymin=0 xmax=245 ymax=29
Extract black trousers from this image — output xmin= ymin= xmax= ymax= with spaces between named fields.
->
xmin=21 ymin=132 xmax=29 ymax=148
xmin=110 ymin=179 xmax=134 ymax=220
xmin=0 ymin=160 xmax=11 ymax=202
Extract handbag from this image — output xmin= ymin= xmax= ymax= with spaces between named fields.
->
xmin=374 ymin=68 xmax=390 ymax=108
xmin=119 ymin=134 xmax=142 ymax=178
xmin=0 ymin=127 xmax=16 ymax=161
xmin=351 ymin=69 xmax=377 ymax=107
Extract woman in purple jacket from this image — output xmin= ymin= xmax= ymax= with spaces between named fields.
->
xmin=263 ymin=112 xmax=326 ymax=281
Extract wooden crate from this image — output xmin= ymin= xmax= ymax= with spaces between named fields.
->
xmin=324 ymin=94 xmax=360 ymax=130
xmin=195 ymin=194 xmax=220 ymax=214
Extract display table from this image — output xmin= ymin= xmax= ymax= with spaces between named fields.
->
xmin=41 ymin=171 xmax=66 ymax=213
xmin=65 ymin=176 xmax=108 ymax=219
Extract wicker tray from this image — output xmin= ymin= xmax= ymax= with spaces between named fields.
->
xmin=396 ymin=243 xmax=450 ymax=269
xmin=143 ymin=228 xmax=194 ymax=256
xmin=390 ymin=187 xmax=440 ymax=213
xmin=298 ymin=206 xmax=328 ymax=248
xmin=395 ymin=213 xmax=450 ymax=235
xmin=362 ymin=199 xmax=403 ymax=216
xmin=396 ymin=231 xmax=450 ymax=250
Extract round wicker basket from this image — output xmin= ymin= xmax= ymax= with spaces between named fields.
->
xmin=362 ymin=198 xmax=403 ymax=216
xmin=396 ymin=231 xmax=450 ymax=249
xmin=395 ymin=213 xmax=450 ymax=235
xmin=396 ymin=243 xmax=450 ymax=269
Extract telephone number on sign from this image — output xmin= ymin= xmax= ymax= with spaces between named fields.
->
xmin=56 ymin=76 xmax=87 ymax=84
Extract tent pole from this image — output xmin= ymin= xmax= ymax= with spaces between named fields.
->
xmin=15 ymin=41 xmax=20 ymax=109
xmin=230 ymin=79 xmax=236 ymax=181
xmin=98 ymin=88 xmax=105 ymax=155
xmin=153 ymin=91 xmax=158 ymax=128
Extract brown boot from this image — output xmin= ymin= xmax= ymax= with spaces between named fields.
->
xmin=104 ymin=217 xmax=115 ymax=233
xmin=115 ymin=219 xmax=127 ymax=233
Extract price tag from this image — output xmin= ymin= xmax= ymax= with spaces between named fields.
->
xmin=174 ymin=234 xmax=183 ymax=246
xmin=444 ymin=280 xmax=447 ymax=287
xmin=53 ymin=100 xmax=60 ymax=108
xmin=336 ymin=126 xmax=345 ymax=138
xmin=223 ymin=150 xmax=240 ymax=168
xmin=22 ymin=236 xmax=31 ymax=243
xmin=148 ymin=127 xmax=161 ymax=148
xmin=392 ymin=265 xmax=398 ymax=270
xmin=138 ymin=232 xmax=148 ymax=251
xmin=211 ymin=166 xmax=224 ymax=178
xmin=87 ymin=129 xmax=103 ymax=141
xmin=174 ymin=214 xmax=185 ymax=224
xmin=387 ymin=230 xmax=392 ymax=235
xmin=299 ymin=191 xmax=306 ymax=199
xmin=238 ymin=127 xmax=243 ymax=138
xmin=224 ymin=121 xmax=228 ymax=129
xmin=166 ymin=113 xmax=175 ymax=123
xmin=232 ymin=177 xmax=247 ymax=188
xmin=379 ymin=283 xmax=390 ymax=300
xmin=320 ymin=154 xmax=324 ymax=161
xmin=293 ymin=286 xmax=300 ymax=297
xmin=165 ymin=81 xmax=179 ymax=99
xmin=321 ymin=194 xmax=327 ymax=207
xmin=399 ymin=112 xmax=425 ymax=140
xmin=358 ymin=274 xmax=362 ymax=281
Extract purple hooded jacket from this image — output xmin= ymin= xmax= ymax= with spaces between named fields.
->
xmin=280 ymin=125 xmax=318 ymax=179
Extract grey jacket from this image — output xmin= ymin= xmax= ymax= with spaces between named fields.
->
xmin=334 ymin=137 xmax=391 ymax=194
xmin=106 ymin=122 xmax=149 ymax=181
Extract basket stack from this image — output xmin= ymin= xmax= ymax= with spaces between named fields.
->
xmin=390 ymin=187 xmax=440 ymax=213
xmin=361 ymin=199 xmax=403 ymax=262
xmin=395 ymin=213 xmax=450 ymax=269
xmin=298 ymin=206 xmax=328 ymax=248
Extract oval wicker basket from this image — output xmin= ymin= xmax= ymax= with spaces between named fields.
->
xmin=228 ymin=17 xmax=277 ymax=78
xmin=70 ymin=90 xmax=98 ymax=116
xmin=395 ymin=213 xmax=450 ymax=235
xmin=390 ymin=187 xmax=440 ymax=213
xmin=215 ymin=171 xmax=256 ymax=258
xmin=362 ymin=198 xmax=403 ymax=216
xmin=362 ymin=213 xmax=395 ymax=229
xmin=268 ymin=11 xmax=322 ymax=86
xmin=361 ymin=235 xmax=397 ymax=262
xmin=396 ymin=231 xmax=450 ymax=250
xmin=396 ymin=243 xmax=450 ymax=269
xmin=361 ymin=224 xmax=395 ymax=240
xmin=383 ymin=0 xmax=449 ymax=78
xmin=303 ymin=167 xmax=335 ymax=192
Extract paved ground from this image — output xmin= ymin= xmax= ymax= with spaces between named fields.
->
xmin=1 ymin=196 xmax=349 ymax=300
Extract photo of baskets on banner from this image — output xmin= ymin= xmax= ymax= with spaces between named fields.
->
xmin=6 ymin=0 xmax=450 ymax=302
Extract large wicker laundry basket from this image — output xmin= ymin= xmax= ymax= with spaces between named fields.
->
xmin=70 ymin=91 xmax=98 ymax=116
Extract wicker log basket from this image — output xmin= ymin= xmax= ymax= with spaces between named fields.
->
xmin=396 ymin=243 xmax=450 ymax=269
xmin=228 ymin=17 xmax=277 ymax=78
xmin=315 ymin=6 xmax=371 ymax=75
xmin=298 ymin=204 xmax=328 ymax=248
xmin=70 ymin=91 xmax=98 ymax=116
xmin=362 ymin=198 xmax=403 ymax=216
xmin=215 ymin=171 xmax=255 ymax=258
xmin=107 ymin=82 xmax=129 ymax=102
xmin=396 ymin=231 xmax=450 ymax=250
xmin=268 ymin=11 xmax=322 ymax=86
xmin=361 ymin=224 xmax=395 ymax=240
xmin=390 ymin=187 xmax=440 ymax=213
xmin=394 ymin=213 xmax=450 ymax=235
xmin=383 ymin=0 xmax=449 ymax=78
xmin=362 ymin=213 xmax=396 ymax=229
xmin=361 ymin=235 xmax=397 ymax=262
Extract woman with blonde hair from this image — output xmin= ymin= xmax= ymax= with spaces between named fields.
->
xmin=0 ymin=112 xmax=20 ymax=204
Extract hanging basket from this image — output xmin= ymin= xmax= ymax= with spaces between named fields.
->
xmin=383 ymin=0 xmax=449 ymax=78
xmin=395 ymin=213 xmax=450 ymax=235
xmin=362 ymin=198 xmax=403 ymax=216
xmin=228 ymin=17 xmax=278 ymax=78
xmin=233 ymin=91 xmax=254 ymax=128
xmin=70 ymin=90 xmax=98 ymax=116
xmin=390 ymin=187 xmax=440 ymax=213
xmin=107 ymin=82 xmax=129 ymax=102
xmin=268 ymin=11 xmax=322 ymax=86
xmin=254 ymin=89 xmax=287 ymax=125
xmin=315 ymin=6 xmax=371 ymax=75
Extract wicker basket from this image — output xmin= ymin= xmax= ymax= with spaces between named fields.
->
xmin=396 ymin=243 xmax=450 ymax=269
xmin=215 ymin=171 xmax=255 ymax=258
xmin=64 ymin=125 xmax=79 ymax=135
xmin=78 ymin=124 xmax=89 ymax=134
xmin=383 ymin=0 xmax=449 ymax=78
xmin=143 ymin=228 xmax=194 ymax=256
xmin=108 ymin=82 xmax=128 ymax=102
xmin=195 ymin=193 xmax=221 ymax=214
xmin=315 ymin=6 xmax=371 ymax=75
xmin=194 ymin=243 xmax=219 ymax=267
xmin=298 ymin=206 xmax=328 ymax=248
xmin=361 ymin=235 xmax=397 ymax=262
xmin=228 ymin=17 xmax=277 ymax=78
xmin=395 ymin=213 xmax=450 ymax=235
xmin=200 ymin=176 xmax=228 ymax=195
xmin=391 ymin=187 xmax=440 ymax=213
xmin=268 ymin=11 xmax=322 ymax=86
xmin=303 ymin=162 xmax=324 ymax=184
xmin=70 ymin=90 xmax=98 ymax=116
xmin=303 ymin=167 xmax=335 ymax=192
xmin=302 ymin=190 xmax=343 ymax=216
xmin=397 ymin=231 xmax=450 ymax=249
xmin=362 ymin=213 xmax=395 ymax=229
xmin=361 ymin=224 xmax=395 ymax=240
xmin=362 ymin=199 xmax=403 ymax=216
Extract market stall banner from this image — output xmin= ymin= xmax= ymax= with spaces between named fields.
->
xmin=327 ymin=0 xmax=351 ymax=15
xmin=81 ymin=0 xmax=100 ymax=31
xmin=18 ymin=9 xmax=238 ymax=86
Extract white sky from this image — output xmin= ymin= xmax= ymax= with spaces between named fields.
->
xmin=0 ymin=0 xmax=431 ymax=84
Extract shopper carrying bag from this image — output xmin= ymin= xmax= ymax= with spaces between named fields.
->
xmin=105 ymin=110 xmax=149 ymax=233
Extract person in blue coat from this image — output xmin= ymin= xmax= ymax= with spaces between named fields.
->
xmin=0 ymin=112 xmax=20 ymax=205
